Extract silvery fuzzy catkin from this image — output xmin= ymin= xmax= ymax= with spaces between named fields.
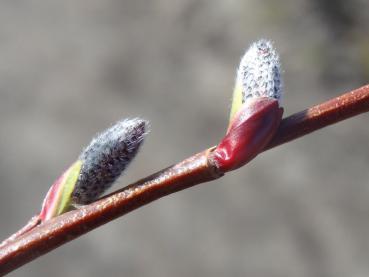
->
xmin=72 ymin=118 xmax=149 ymax=204
xmin=237 ymin=39 xmax=282 ymax=104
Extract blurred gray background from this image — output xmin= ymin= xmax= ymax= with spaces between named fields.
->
xmin=1 ymin=1 xmax=369 ymax=276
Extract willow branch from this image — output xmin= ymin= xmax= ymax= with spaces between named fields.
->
xmin=0 ymin=84 xmax=368 ymax=275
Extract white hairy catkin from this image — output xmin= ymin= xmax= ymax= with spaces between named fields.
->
xmin=72 ymin=118 xmax=149 ymax=204
xmin=237 ymin=39 xmax=283 ymax=104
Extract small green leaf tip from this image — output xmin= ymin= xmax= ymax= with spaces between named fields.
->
xmin=40 ymin=160 xmax=82 ymax=221
xmin=229 ymin=39 xmax=283 ymax=123
xmin=72 ymin=118 xmax=149 ymax=204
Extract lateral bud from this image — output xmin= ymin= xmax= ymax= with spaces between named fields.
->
xmin=212 ymin=39 xmax=284 ymax=172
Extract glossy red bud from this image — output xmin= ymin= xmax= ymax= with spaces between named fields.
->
xmin=211 ymin=97 xmax=283 ymax=172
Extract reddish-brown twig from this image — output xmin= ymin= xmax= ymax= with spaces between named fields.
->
xmin=0 ymin=84 xmax=368 ymax=276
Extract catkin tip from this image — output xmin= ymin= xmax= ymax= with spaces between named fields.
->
xmin=237 ymin=39 xmax=283 ymax=104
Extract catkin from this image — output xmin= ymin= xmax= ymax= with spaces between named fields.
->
xmin=72 ymin=118 xmax=149 ymax=204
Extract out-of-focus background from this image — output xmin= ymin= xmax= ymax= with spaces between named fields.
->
xmin=1 ymin=1 xmax=369 ymax=276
